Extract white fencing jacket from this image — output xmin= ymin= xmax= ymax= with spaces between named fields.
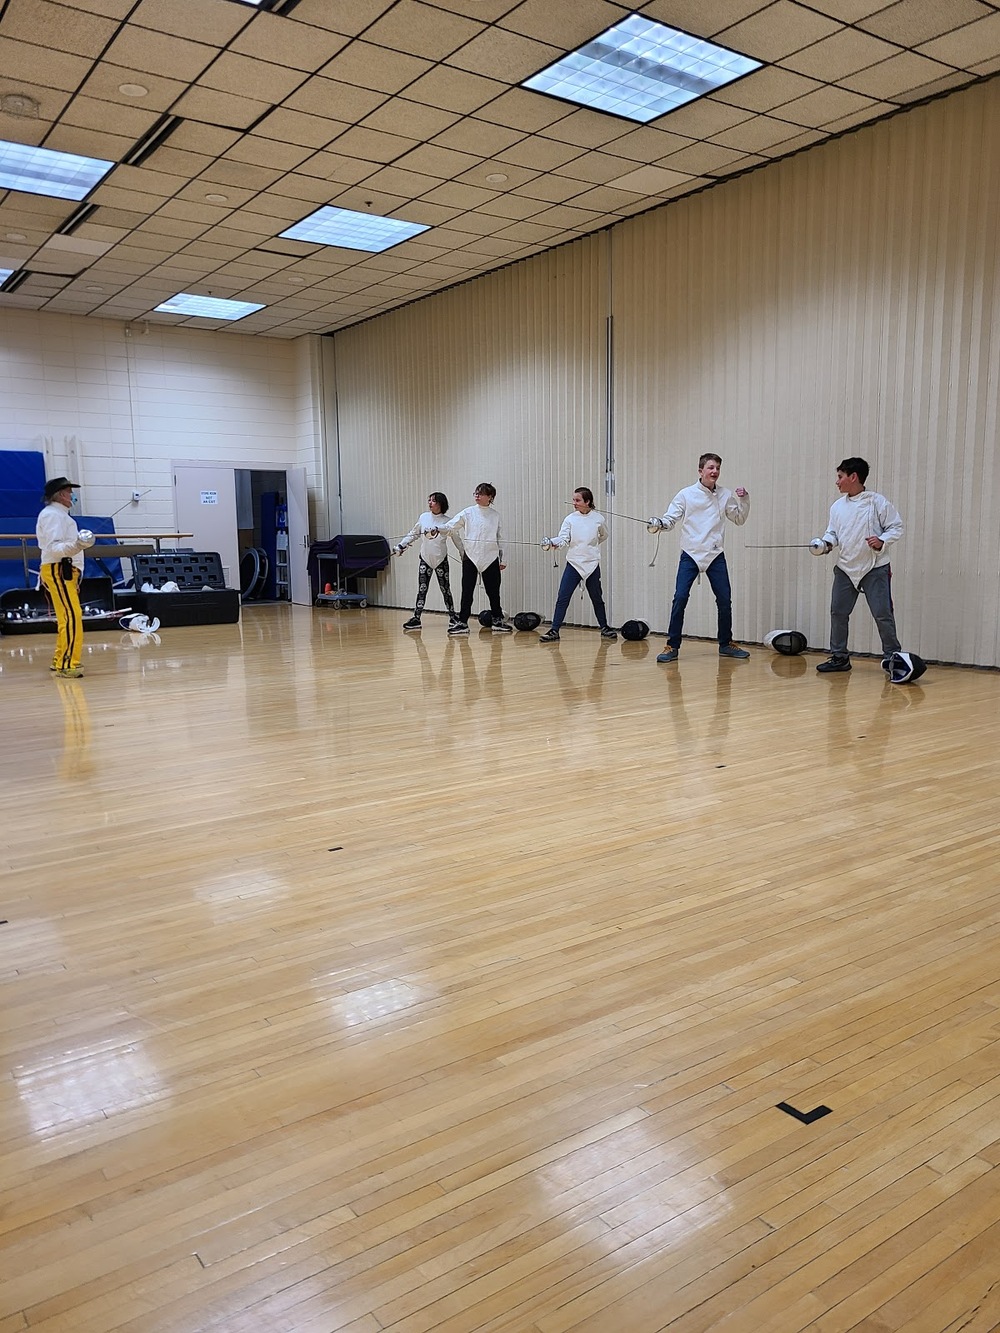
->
xmin=397 ymin=511 xmax=461 ymax=569
xmin=440 ymin=504 xmax=503 ymax=572
xmin=821 ymin=490 xmax=903 ymax=588
xmin=36 ymin=503 xmax=85 ymax=571
xmin=660 ymin=482 xmax=750 ymax=572
xmin=550 ymin=510 xmax=607 ymax=577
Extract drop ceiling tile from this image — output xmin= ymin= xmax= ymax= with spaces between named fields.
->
xmin=131 ymin=0 xmax=251 ymax=42
xmin=860 ymin=0 xmax=992 ymax=46
xmin=320 ymin=42 xmax=433 ymax=94
xmin=203 ymin=54 xmax=307 ymax=105
xmin=328 ymin=125 xmax=420 ymax=163
xmin=353 ymin=166 xmax=439 ymax=197
xmin=840 ymin=51 xmax=957 ymax=99
xmin=659 ymin=140 xmax=759 ymax=175
xmin=285 ymin=77 xmax=388 ymax=123
xmin=456 ymin=161 xmax=539 ymax=189
xmin=44 ymin=127 xmax=136 ymax=162
xmin=176 ymin=181 xmax=256 ymax=210
xmin=639 ymin=0 xmax=774 ymax=39
xmin=495 ymin=136 xmax=585 ymax=170
xmin=286 ymin=0 xmax=397 ymax=39
xmin=445 ymin=26 xmax=561 ymax=82
xmin=511 ymin=174 xmax=590 ymax=203
xmin=431 ymin=118 xmax=526 ymax=156
xmin=419 ymin=180 xmax=499 ymax=208
xmin=711 ymin=112 xmax=805 ymax=150
xmin=479 ymin=192 xmax=552 ymax=216
xmin=229 ymin=13 xmax=349 ymax=71
xmin=173 ymin=87 xmax=274 ymax=132
xmin=169 ymin=123 xmax=243 ymax=155
xmin=718 ymin=2 xmax=843 ymax=62
xmin=781 ymin=28 xmax=900 ymax=81
xmin=652 ymin=98 xmax=754 ymax=137
xmin=448 ymin=210 xmax=516 ymax=233
xmin=601 ymin=125 xmax=695 ymax=163
xmin=143 ymin=147 xmax=216 ymax=178
xmin=157 ymin=199 xmax=237 ymax=224
xmin=607 ymin=163 xmax=695 ymax=194
xmin=327 ymin=187 xmax=410 ymax=214
xmin=888 ymin=71 xmax=973 ymax=103
xmin=800 ymin=0 xmax=920 ymax=19
xmin=551 ymin=151 xmax=645 ymax=185
xmin=84 ymin=208 xmax=149 ymax=229
xmin=73 ymin=223 xmax=132 ymax=245
xmin=563 ymin=184 xmax=643 ymax=212
xmin=364 ymin=1 xmax=486 ymax=59
xmin=499 ymin=0 xmax=634 ymax=46
xmin=2 ymin=0 xmax=119 ymax=58
xmin=295 ymin=148 xmax=379 ymax=182
xmin=103 ymin=27 xmax=217 ymax=83
xmin=714 ymin=66 xmax=822 ymax=113
xmin=198 ymin=162 xmax=284 ymax=193
xmin=475 ymin=87 xmax=573 ymax=132
xmin=530 ymin=202 xmax=609 ymax=228
xmin=776 ymin=85 xmax=878 ymax=127
xmin=392 ymin=199 xmax=463 ymax=224
xmin=226 ymin=137 xmax=315 ymax=171
xmin=539 ymin=108 xmax=640 ymax=150
xmin=919 ymin=12 xmax=1000 ymax=67
xmin=392 ymin=143 xmax=484 ymax=179
xmin=489 ymin=219 xmax=564 ymax=244
xmin=0 ymin=36 xmax=94 ymax=92
xmin=821 ymin=101 xmax=895 ymax=131
xmin=969 ymin=53 xmax=1000 ymax=75
xmin=114 ymin=164 xmax=193 ymax=198
xmin=361 ymin=97 xmax=461 ymax=140
xmin=404 ymin=65 xmax=508 ymax=114
xmin=89 ymin=183 xmax=175 ymax=212
xmin=761 ymin=126 xmax=826 ymax=154
xmin=270 ymin=170 xmax=366 ymax=202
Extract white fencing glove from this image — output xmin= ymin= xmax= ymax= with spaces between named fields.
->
xmin=647 ymin=517 xmax=665 ymax=533
xmin=77 ymin=529 xmax=96 ymax=548
xmin=809 ymin=538 xmax=831 ymax=555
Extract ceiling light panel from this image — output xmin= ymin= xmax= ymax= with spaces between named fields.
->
xmin=279 ymin=206 xmax=430 ymax=252
xmin=522 ymin=16 xmax=762 ymax=124
xmin=154 ymin=293 xmax=265 ymax=319
xmin=0 ymin=140 xmax=115 ymax=201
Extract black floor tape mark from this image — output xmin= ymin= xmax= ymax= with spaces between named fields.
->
xmin=776 ymin=1101 xmax=832 ymax=1125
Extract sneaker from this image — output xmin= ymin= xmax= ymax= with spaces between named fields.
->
xmin=656 ymin=644 xmax=679 ymax=663
xmin=402 ymin=617 xmax=422 ymax=631
xmin=719 ymin=642 xmax=750 ymax=659
xmin=447 ymin=621 xmax=469 ymax=636
xmin=448 ymin=613 xmax=460 ymax=626
xmin=600 ymin=626 xmax=618 ymax=641
xmin=538 ymin=628 xmax=560 ymax=643
xmin=56 ymin=667 xmax=84 ymax=678
xmin=816 ymin=655 xmax=851 ymax=673
xmin=492 ymin=619 xmax=513 ymax=634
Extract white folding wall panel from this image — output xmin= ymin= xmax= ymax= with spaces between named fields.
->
xmin=327 ymin=77 xmax=1000 ymax=668
xmin=331 ymin=235 xmax=608 ymax=625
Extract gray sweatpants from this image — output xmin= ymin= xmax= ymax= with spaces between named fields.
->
xmin=830 ymin=563 xmax=900 ymax=657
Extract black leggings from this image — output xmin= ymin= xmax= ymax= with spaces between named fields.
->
xmin=415 ymin=557 xmax=455 ymax=615
xmin=459 ymin=556 xmax=502 ymax=622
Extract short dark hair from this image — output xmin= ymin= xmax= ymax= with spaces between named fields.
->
xmin=428 ymin=491 xmax=448 ymax=513
xmin=699 ymin=453 xmax=722 ymax=469
xmin=837 ymin=457 xmax=869 ymax=485
xmin=574 ymin=486 xmax=594 ymax=508
xmin=474 ymin=482 xmax=496 ymax=500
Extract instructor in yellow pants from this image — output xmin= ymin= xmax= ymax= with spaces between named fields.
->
xmin=36 ymin=476 xmax=94 ymax=678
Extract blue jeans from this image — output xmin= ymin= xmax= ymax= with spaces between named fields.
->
xmin=667 ymin=551 xmax=732 ymax=647
xmin=550 ymin=565 xmax=609 ymax=632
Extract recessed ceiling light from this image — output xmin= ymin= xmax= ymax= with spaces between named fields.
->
xmin=485 ymin=173 xmax=508 ymax=184
xmin=154 ymin=293 xmax=265 ymax=321
xmin=5 ymin=231 xmax=27 ymax=242
xmin=522 ymin=15 xmax=761 ymax=124
xmin=279 ymin=206 xmax=429 ymax=253
xmin=205 ymin=193 xmax=229 ymax=203
xmin=287 ymin=276 xmax=306 ymax=285
xmin=85 ymin=285 xmax=104 ymax=293
xmin=118 ymin=83 xmax=149 ymax=98
xmin=0 ymin=138 xmax=114 ymax=201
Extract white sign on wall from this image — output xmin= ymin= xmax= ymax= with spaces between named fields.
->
xmin=200 ymin=490 xmax=219 ymax=505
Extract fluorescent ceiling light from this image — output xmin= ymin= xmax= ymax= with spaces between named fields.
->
xmin=279 ymin=206 xmax=429 ymax=252
xmin=0 ymin=139 xmax=114 ymax=201
xmin=0 ymin=269 xmax=13 ymax=284
xmin=154 ymin=293 xmax=265 ymax=320
xmin=522 ymin=15 xmax=761 ymax=124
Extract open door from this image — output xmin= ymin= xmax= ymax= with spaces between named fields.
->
xmin=284 ymin=466 xmax=311 ymax=605
xmin=172 ymin=466 xmax=239 ymax=587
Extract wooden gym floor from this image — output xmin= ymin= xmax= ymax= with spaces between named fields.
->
xmin=2 ymin=605 xmax=1000 ymax=1333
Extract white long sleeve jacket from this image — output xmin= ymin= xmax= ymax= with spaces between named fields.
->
xmin=440 ymin=504 xmax=503 ymax=572
xmin=660 ymin=482 xmax=749 ymax=572
xmin=397 ymin=511 xmax=462 ymax=569
xmin=551 ymin=509 xmax=607 ymax=577
xmin=821 ymin=490 xmax=903 ymax=588
xmin=36 ymin=502 xmax=85 ymax=571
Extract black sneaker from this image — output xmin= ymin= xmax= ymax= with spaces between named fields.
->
xmin=402 ymin=617 xmax=421 ymax=631
xmin=600 ymin=626 xmax=618 ymax=641
xmin=816 ymin=655 xmax=851 ymax=673
xmin=492 ymin=619 xmax=513 ymax=634
xmin=448 ymin=621 xmax=469 ymax=636
xmin=538 ymin=628 xmax=560 ymax=643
